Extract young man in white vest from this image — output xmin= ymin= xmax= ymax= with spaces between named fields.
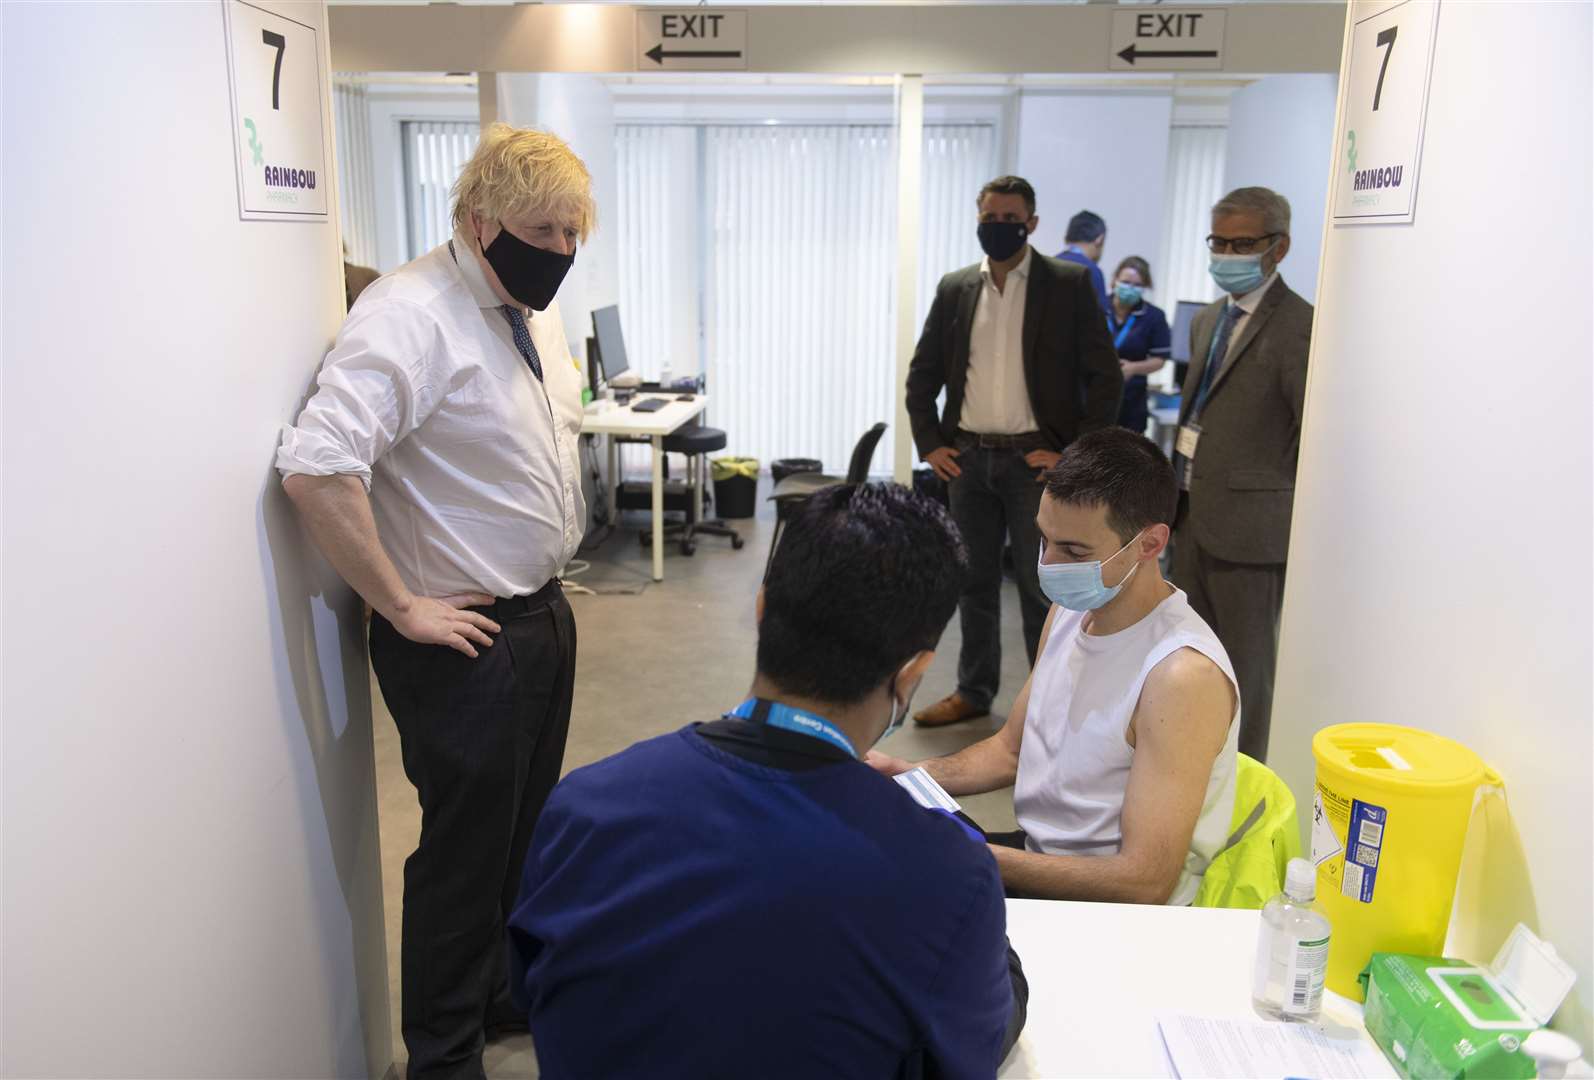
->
xmin=870 ymin=428 xmax=1239 ymax=905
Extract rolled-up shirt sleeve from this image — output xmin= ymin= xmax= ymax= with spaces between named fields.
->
xmin=276 ymin=299 xmax=448 ymax=489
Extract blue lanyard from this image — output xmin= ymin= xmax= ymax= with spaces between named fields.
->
xmin=727 ymin=698 xmax=856 ymax=757
xmin=1112 ymin=309 xmax=1141 ymax=351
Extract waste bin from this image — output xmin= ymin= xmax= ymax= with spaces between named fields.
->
xmin=1311 ymin=723 xmax=1502 ymax=1000
xmin=771 ymin=457 xmax=823 ymax=485
xmin=711 ymin=457 xmax=759 ymax=519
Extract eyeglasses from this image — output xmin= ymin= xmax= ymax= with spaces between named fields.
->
xmin=1206 ymin=233 xmax=1278 ymax=255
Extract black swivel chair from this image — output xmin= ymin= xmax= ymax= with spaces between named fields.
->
xmin=641 ymin=423 xmax=745 ymax=556
xmin=763 ymin=422 xmax=888 ymax=578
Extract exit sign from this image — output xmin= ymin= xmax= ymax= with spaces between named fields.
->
xmin=1109 ymin=8 xmax=1227 ymax=71
xmin=636 ymin=9 xmax=747 ymax=71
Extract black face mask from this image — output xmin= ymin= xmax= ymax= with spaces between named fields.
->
xmin=977 ymin=221 xmax=1029 ymax=261
xmin=480 ymin=222 xmax=575 ymax=310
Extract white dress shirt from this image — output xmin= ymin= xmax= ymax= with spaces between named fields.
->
xmin=276 ymin=227 xmax=586 ymax=599
xmin=1218 ymin=270 xmax=1279 ymax=370
xmin=960 ymin=247 xmax=1039 ymax=436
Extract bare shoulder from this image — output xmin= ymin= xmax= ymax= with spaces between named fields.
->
xmin=1148 ymin=645 xmax=1228 ymax=694
xmin=1138 ymin=646 xmax=1236 ymax=742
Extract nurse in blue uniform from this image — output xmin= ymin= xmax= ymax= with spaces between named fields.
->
xmin=1106 ymin=255 xmax=1172 ymax=435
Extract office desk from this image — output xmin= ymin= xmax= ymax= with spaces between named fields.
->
xmin=1000 ymin=899 xmax=1378 ymax=1078
xmin=581 ymin=394 xmax=709 ymax=582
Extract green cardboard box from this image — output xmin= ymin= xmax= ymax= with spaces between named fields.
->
xmin=1360 ymin=926 xmax=1576 ymax=1079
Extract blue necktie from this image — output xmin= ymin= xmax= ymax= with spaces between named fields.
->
xmin=1173 ymin=303 xmax=1243 ymax=489
xmin=499 ymin=306 xmax=545 ymax=383
xmin=1189 ymin=303 xmax=1243 ymax=420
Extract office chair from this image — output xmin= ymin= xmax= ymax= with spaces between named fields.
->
xmin=641 ymin=423 xmax=745 ymax=556
xmin=763 ymin=422 xmax=888 ymax=579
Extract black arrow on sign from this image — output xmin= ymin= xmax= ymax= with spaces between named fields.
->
xmin=646 ymin=44 xmax=743 ymax=64
xmin=1116 ymin=44 xmax=1219 ymax=65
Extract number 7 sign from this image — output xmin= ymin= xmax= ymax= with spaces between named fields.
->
xmin=1330 ymin=0 xmax=1441 ymax=225
xmin=223 ymin=0 xmax=329 ymax=221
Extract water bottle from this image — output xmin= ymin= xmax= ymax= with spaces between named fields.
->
xmin=1252 ymin=857 xmax=1332 ymax=1022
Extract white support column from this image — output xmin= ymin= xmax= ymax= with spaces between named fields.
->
xmin=477 ymin=71 xmax=498 ymax=126
xmin=892 ymin=74 xmax=923 ymax=485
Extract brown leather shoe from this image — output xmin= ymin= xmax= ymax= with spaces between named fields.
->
xmin=914 ymin=692 xmax=989 ymax=728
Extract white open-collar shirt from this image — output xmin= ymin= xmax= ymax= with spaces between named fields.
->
xmin=961 ymin=246 xmax=1040 ymax=436
xmin=277 ymin=226 xmax=586 ymax=599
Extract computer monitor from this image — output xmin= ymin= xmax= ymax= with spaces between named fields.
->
xmin=591 ymin=305 xmax=631 ymax=384
xmin=1169 ymin=299 xmax=1206 ymax=389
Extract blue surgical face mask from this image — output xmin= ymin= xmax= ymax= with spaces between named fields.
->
xmin=1114 ymin=281 xmax=1144 ymax=307
xmin=1209 ymin=251 xmax=1269 ymax=295
xmin=1037 ymin=532 xmax=1143 ymax=612
xmin=875 ymin=676 xmax=918 ymax=747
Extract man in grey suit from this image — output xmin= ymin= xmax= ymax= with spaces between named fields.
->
xmin=907 ymin=175 xmax=1122 ymax=728
xmin=1170 ymin=186 xmax=1312 ymax=762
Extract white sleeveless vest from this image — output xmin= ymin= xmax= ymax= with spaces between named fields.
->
xmin=1012 ymin=586 xmax=1240 ymax=906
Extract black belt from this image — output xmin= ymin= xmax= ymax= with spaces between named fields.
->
xmin=479 ymin=578 xmax=563 ymax=618
xmin=955 ymin=430 xmax=1052 ymax=451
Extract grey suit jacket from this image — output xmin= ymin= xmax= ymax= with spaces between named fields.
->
xmin=1178 ymin=276 xmax=1313 ymax=565
xmin=905 ymin=251 xmax=1123 ymax=457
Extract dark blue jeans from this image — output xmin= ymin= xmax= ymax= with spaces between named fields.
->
xmin=947 ymin=443 xmax=1049 ymax=710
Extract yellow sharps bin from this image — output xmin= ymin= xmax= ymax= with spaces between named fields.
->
xmin=1311 ymin=723 xmax=1502 ymax=1000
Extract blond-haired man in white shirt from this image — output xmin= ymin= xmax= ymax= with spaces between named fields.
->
xmin=277 ymin=124 xmax=591 ymax=1079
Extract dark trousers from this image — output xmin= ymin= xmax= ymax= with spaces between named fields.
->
xmin=369 ymin=582 xmax=577 ymax=1080
xmin=948 ymin=443 xmax=1049 ymax=710
xmin=1169 ymin=522 xmax=1283 ymax=762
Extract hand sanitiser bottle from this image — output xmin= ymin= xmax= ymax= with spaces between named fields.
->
xmin=1252 ymin=857 xmax=1332 ymax=1022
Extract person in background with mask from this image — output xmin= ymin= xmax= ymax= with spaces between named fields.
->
xmin=906 ymin=175 xmax=1122 ymax=730
xmin=277 ymin=124 xmax=591 ymax=1078
xmin=1106 ymin=255 xmax=1172 ymax=436
xmin=870 ymin=429 xmax=1239 ymax=906
xmin=1057 ymin=209 xmax=1111 ymax=313
xmin=1169 ymin=186 xmax=1312 ymax=763
xmin=509 ymin=484 xmax=1028 ymax=1078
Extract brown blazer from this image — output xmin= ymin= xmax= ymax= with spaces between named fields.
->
xmin=344 ymin=262 xmax=380 ymax=311
xmin=905 ymin=251 xmax=1123 ymax=457
xmin=1178 ymin=276 xmax=1312 ymax=565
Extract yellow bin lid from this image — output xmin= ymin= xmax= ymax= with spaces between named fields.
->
xmin=1313 ymin=723 xmax=1495 ymax=797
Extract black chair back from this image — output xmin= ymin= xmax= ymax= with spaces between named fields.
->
xmin=844 ymin=422 xmax=888 ymax=485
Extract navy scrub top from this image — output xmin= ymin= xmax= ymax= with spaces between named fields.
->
xmin=1107 ymin=300 xmax=1171 ymax=433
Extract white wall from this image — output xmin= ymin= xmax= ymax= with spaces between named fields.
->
xmin=2 ymin=3 xmax=390 ymax=1075
xmin=1271 ymin=0 xmax=1592 ymax=1046
xmin=1015 ymin=91 xmax=1173 ymax=284
xmin=498 ymin=73 xmax=621 ymax=364
xmin=1223 ymin=75 xmax=1338 ymax=304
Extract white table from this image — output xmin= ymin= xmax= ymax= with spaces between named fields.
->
xmin=1150 ymin=403 xmax=1181 ymax=459
xmin=580 ymin=394 xmax=710 ymax=582
xmin=1000 ymin=899 xmax=1379 ymax=1078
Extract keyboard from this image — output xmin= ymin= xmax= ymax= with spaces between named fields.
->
xmin=631 ymin=398 xmax=668 ymax=413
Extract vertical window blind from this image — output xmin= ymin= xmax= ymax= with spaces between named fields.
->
xmin=615 ymin=122 xmax=995 ymax=476
xmin=1155 ymin=124 xmax=1228 ymax=382
xmin=401 ymin=120 xmax=480 ymax=262
xmin=333 ymin=81 xmax=380 ymax=269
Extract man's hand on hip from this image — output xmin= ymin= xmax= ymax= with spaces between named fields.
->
xmin=390 ymin=593 xmax=501 ymax=658
xmin=1025 ymin=449 xmax=1061 ymax=476
xmin=925 ymin=446 xmax=962 ymax=481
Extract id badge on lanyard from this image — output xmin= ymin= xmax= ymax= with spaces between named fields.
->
xmin=1176 ymin=422 xmax=1201 ymax=459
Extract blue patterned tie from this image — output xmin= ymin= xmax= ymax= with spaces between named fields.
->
xmin=1174 ymin=303 xmax=1243 ymax=488
xmin=1190 ymin=302 xmax=1244 ymax=420
xmin=499 ymin=306 xmax=545 ymax=383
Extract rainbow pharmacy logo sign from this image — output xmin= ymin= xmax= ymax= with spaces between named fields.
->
xmin=244 ymin=117 xmax=318 ymax=206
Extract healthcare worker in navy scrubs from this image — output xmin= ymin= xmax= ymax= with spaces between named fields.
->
xmin=1106 ymin=255 xmax=1172 ymax=435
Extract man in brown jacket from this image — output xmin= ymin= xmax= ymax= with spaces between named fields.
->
xmin=1171 ymin=187 xmax=1312 ymax=762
